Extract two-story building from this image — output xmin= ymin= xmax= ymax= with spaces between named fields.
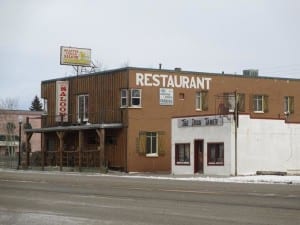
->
xmin=25 ymin=67 xmax=300 ymax=175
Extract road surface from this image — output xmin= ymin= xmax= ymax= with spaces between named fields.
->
xmin=0 ymin=170 xmax=299 ymax=225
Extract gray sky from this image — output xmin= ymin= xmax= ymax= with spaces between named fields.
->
xmin=0 ymin=0 xmax=299 ymax=109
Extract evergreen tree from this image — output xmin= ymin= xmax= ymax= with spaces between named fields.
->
xmin=29 ymin=95 xmax=43 ymax=111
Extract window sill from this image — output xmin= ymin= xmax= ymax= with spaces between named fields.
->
xmin=207 ymin=163 xmax=224 ymax=166
xmin=253 ymin=111 xmax=264 ymax=114
xmin=146 ymin=153 xmax=158 ymax=158
xmin=175 ymin=162 xmax=191 ymax=166
xmin=128 ymin=106 xmax=142 ymax=109
xmin=195 ymin=109 xmax=202 ymax=111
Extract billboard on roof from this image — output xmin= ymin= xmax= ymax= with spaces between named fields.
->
xmin=60 ymin=46 xmax=91 ymax=66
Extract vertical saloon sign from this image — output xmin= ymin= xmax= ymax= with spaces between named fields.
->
xmin=60 ymin=46 xmax=91 ymax=66
xmin=56 ymin=81 xmax=69 ymax=122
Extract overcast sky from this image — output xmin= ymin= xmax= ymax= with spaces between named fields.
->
xmin=0 ymin=0 xmax=299 ymax=109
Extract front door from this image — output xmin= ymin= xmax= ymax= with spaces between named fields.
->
xmin=194 ymin=140 xmax=204 ymax=173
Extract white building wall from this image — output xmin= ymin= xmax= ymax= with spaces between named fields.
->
xmin=172 ymin=115 xmax=300 ymax=176
xmin=237 ymin=115 xmax=300 ymax=175
xmin=171 ymin=116 xmax=233 ymax=176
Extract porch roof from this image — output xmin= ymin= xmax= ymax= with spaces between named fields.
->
xmin=24 ymin=123 xmax=123 ymax=133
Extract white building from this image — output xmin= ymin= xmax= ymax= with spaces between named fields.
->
xmin=172 ymin=115 xmax=300 ymax=176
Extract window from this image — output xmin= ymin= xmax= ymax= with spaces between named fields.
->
xmin=195 ymin=92 xmax=202 ymax=110
xmin=120 ymin=89 xmax=128 ymax=107
xmin=223 ymin=93 xmax=245 ymax=113
xmin=43 ymin=98 xmax=48 ymax=114
xmin=284 ymin=96 xmax=294 ymax=114
xmin=253 ymin=95 xmax=268 ymax=113
xmin=207 ymin=143 xmax=224 ymax=165
xmin=179 ymin=93 xmax=185 ymax=100
xmin=146 ymin=132 xmax=158 ymax=156
xmin=175 ymin=143 xmax=190 ymax=165
xmin=78 ymin=94 xmax=88 ymax=122
xmin=136 ymin=131 xmax=165 ymax=156
xmin=120 ymin=89 xmax=142 ymax=108
xmin=195 ymin=91 xmax=208 ymax=111
xmin=131 ymin=89 xmax=142 ymax=107
xmin=237 ymin=93 xmax=245 ymax=112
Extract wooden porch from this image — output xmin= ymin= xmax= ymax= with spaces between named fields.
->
xmin=24 ymin=123 xmax=124 ymax=172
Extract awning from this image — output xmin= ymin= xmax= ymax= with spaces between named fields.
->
xmin=24 ymin=123 xmax=123 ymax=133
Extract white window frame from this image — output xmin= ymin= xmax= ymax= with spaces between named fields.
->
xmin=146 ymin=132 xmax=158 ymax=157
xmin=253 ymin=95 xmax=264 ymax=113
xmin=120 ymin=89 xmax=128 ymax=107
xmin=195 ymin=92 xmax=202 ymax=111
xmin=43 ymin=98 xmax=48 ymax=115
xmin=284 ymin=96 xmax=293 ymax=114
xmin=78 ymin=94 xmax=89 ymax=122
xmin=130 ymin=89 xmax=142 ymax=107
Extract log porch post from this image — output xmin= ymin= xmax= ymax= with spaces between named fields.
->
xmin=56 ymin=131 xmax=65 ymax=171
xmin=78 ymin=130 xmax=83 ymax=171
xmin=41 ymin=132 xmax=45 ymax=171
xmin=96 ymin=128 xmax=105 ymax=172
xmin=25 ymin=132 xmax=33 ymax=169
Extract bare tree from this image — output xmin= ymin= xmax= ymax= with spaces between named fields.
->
xmin=120 ymin=60 xmax=130 ymax=68
xmin=0 ymin=97 xmax=19 ymax=109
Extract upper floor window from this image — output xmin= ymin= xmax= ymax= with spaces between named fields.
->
xmin=195 ymin=91 xmax=208 ymax=111
xmin=252 ymin=95 xmax=268 ymax=113
xmin=223 ymin=93 xmax=245 ymax=113
xmin=78 ymin=94 xmax=88 ymax=122
xmin=120 ymin=89 xmax=128 ymax=107
xmin=284 ymin=96 xmax=294 ymax=115
xmin=121 ymin=89 xmax=142 ymax=108
xmin=131 ymin=89 xmax=142 ymax=107
xmin=42 ymin=98 xmax=48 ymax=115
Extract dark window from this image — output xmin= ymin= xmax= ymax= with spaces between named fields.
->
xmin=120 ymin=89 xmax=128 ymax=107
xmin=131 ymin=89 xmax=141 ymax=107
xmin=105 ymin=136 xmax=117 ymax=145
xmin=207 ymin=143 xmax=224 ymax=165
xmin=175 ymin=143 xmax=190 ymax=165
xmin=179 ymin=93 xmax=185 ymax=100
xmin=78 ymin=94 xmax=88 ymax=121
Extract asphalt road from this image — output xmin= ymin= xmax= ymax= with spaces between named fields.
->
xmin=0 ymin=170 xmax=299 ymax=225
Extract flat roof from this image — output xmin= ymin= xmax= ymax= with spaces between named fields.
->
xmin=41 ymin=66 xmax=300 ymax=84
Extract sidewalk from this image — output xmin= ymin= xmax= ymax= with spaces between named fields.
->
xmin=116 ymin=171 xmax=300 ymax=185
xmin=1 ymin=168 xmax=300 ymax=185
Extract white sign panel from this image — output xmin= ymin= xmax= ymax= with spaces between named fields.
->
xmin=60 ymin=46 xmax=91 ymax=66
xmin=56 ymin=81 xmax=69 ymax=122
xmin=160 ymin=88 xmax=174 ymax=105
xmin=178 ymin=116 xmax=223 ymax=128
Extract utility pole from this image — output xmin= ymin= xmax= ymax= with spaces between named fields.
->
xmin=234 ymin=90 xmax=238 ymax=176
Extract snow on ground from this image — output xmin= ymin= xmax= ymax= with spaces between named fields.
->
xmin=121 ymin=174 xmax=300 ymax=185
xmin=1 ymin=168 xmax=299 ymax=185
